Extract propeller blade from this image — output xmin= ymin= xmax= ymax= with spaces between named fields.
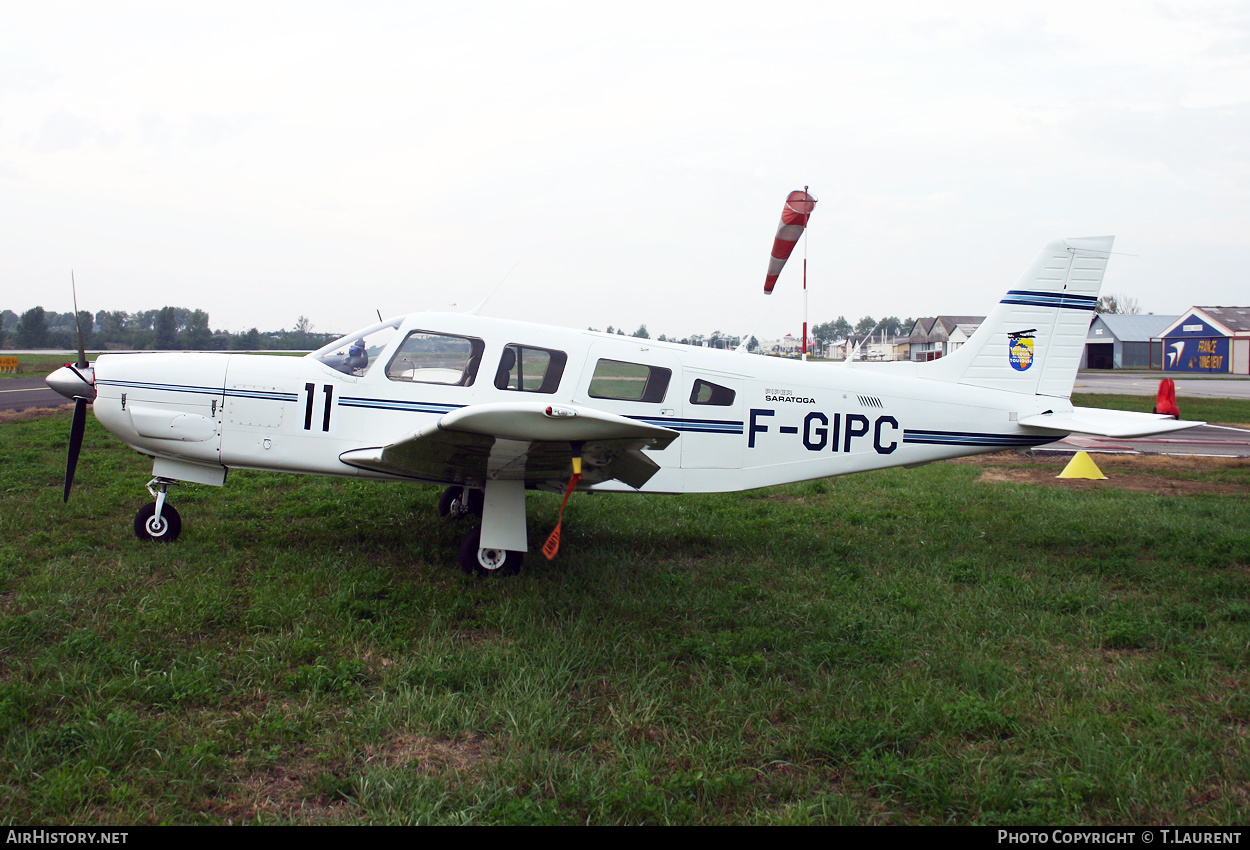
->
xmin=71 ymin=271 xmax=88 ymax=369
xmin=64 ymin=397 xmax=87 ymax=502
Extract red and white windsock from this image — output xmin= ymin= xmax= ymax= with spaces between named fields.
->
xmin=763 ymin=188 xmax=817 ymax=294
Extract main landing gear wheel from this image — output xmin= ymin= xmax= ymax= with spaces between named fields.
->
xmin=439 ymin=486 xmax=484 ymax=519
xmin=134 ymin=502 xmax=182 ymax=541
xmin=458 ymin=525 xmax=522 ymax=577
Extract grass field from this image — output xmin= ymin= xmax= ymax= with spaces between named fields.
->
xmin=1 ymin=409 xmax=1249 ymax=825
xmin=1071 ymin=393 xmax=1250 ymax=428
xmin=0 ymin=354 xmax=74 ymax=380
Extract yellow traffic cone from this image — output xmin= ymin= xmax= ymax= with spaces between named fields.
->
xmin=1057 ymin=451 xmax=1107 ymax=480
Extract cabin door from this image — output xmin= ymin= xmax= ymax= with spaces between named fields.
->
xmin=679 ymin=369 xmax=745 ymax=469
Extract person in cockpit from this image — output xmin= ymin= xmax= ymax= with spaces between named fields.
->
xmin=345 ymin=339 xmax=368 ymax=372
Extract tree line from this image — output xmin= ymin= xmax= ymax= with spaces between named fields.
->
xmin=0 ymin=307 xmax=335 ymax=351
xmin=3 ymin=297 xmax=1141 ymax=353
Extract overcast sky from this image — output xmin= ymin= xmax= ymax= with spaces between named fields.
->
xmin=3 ymin=1 xmax=1247 ymax=342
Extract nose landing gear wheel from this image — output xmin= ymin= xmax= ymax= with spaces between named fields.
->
xmin=134 ymin=502 xmax=182 ymax=541
xmin=458 ymin=525 xmax=522 ymax=576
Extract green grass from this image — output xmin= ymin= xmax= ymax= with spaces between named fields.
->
xmin=1 ymin=413 xmax=1249 ymax=824
xmin=1072 ymin=393 xmax=1250 ymax=427
xmin=0 ymin=354 xmax=78 ymax=380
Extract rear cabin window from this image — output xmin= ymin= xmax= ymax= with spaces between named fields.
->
xmin=385 ymin=331 xmax=485 ymax=385
xmin=494 ymin=344 xmax=567 ymax=394
xmin=690 ymin=379 xmax=736 ymax=406
xmin=588 ymin=359 xmax=671 ymax=403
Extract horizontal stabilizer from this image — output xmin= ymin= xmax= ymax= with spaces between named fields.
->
xmin=1019 ymin=407 xmax=1205 ymax=439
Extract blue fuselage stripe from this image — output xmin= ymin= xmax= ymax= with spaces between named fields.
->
xmin=627 ymin=415 xmax=743 ymax=434
xmin=337 ymin=397 xmax=465 ymax=414
xmin=903 ymin=428 xmax=1052 ymax=448
xmin=98 ymin=379 xmax=242 ymax=398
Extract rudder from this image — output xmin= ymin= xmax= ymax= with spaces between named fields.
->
xmin=923 ymin=236 xmax=1113 ymax=398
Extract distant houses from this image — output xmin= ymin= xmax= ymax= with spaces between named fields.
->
xmin=827 ymin=334 xmax=906 ymax=361
xmin=762 ymin=333 xmax=809 ymax=356
xmin=805 ymin=315 xmax=990 ymax=362
xmin=870 ymin=307 xmax=1249 ymax=373
xmin=906 ymin=316 xmax=985 ymax=362
xmin=757 ymin=305 xmax=1250 ymax=373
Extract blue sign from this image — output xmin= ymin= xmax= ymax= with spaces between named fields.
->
xmin=1163 ymin=314 xmax=1228 ymax=372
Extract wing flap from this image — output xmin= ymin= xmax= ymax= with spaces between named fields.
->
xmin=1019 ymin=407 xmax=1205 ymax=439
xmin=339 ymin=401 xmax=677 ymax=488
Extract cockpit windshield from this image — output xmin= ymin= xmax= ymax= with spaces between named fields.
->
xmin=312 ymin=318 xmax=401 ymax=376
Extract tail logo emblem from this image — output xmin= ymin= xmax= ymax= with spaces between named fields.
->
xmin=1008 ymin=330 xmax=1036 ymax=372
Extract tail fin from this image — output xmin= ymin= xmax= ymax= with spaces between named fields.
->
xmin=923 ymin=236 xmax=1112 ymax=398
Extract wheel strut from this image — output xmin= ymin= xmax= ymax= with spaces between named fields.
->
xmin=145 ymin=477 xmax=176 ymax=526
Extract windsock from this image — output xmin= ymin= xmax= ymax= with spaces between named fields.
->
xmin=763 ymin=189 xmax=817 ymax=294
xmin=1155 ymin=378 xmax=1180 ymax=418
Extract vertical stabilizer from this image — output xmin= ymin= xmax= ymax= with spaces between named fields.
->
xmin=923 ymin=236 xmax=1112 ymax=397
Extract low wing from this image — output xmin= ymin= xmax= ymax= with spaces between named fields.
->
xmin=1019 ymin=407 xmax=1205 ymax=439
xmin=339 ymin=401 xmax=678 ymax=489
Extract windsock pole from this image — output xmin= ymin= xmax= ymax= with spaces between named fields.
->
xmin=802 ymin=193 xmax=809 ymax=361
xmin=802 ymin=255 xmax=808 ymax=360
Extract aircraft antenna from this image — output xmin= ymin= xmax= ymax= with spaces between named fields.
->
xmin=735 ymin=299 xmax=781 ymax=354
xmin=468 ymin=261 xmax=522 ymax=315
xmin=846 ymin=319 xmax=884 ymax=363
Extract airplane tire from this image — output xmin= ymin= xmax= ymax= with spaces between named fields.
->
xmin=458 ymin=525 xmax=522 ymax=577
xmin=438 ymin=486 xmax=460 ymax=517
xmin=134 ymin=502 xmax=182 ymax=542
xmin=439 ymin=487 xmax=484 ymax=519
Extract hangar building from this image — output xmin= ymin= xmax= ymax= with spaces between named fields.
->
xmin=1080 ymin=314 xmax=1177 ymax=370
xmin=1156 ymin=307 xmax=1250 ymax=374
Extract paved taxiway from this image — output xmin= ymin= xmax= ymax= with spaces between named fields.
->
xmin=0 ymin=377 xmax=67 ymax=413
xmin=1045 ymin=424 xmax=1250 ymax=458
xmin=1074 ymin=372 xmax=1250 ymax=399
xmin=1054 ymin=371 xmax=1250 ymax=457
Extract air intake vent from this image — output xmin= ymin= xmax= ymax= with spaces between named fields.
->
xmin=857 ymin=395 xmax=884 ymax=409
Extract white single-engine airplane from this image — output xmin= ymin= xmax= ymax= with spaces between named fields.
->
xmin=48 ymin=236 xmax=1200 ymax=575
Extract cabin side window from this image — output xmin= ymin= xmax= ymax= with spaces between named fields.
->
xmin=385 ymin=331 xmax=485 ymax=385
xmin=588 ymin=359 xmax=671 ymax=403
xmin=689 ymin=379 xmax=736 ymax=406
xmin=494 ymin=344 xmax=567 ymax=394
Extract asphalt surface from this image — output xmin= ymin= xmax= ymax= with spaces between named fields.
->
xmin=1057 ymin=371 xmax=1250 ymax=456
xmin=1043 ymin=423 xmax=1250 ymax=458
xmin=4 ymin=373 xmax=1248 ymax=457
xmin=0 ymin=377 xmax=68 ymax=413
xmin=1073 ymin=372 xmax=1250 ymax=399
